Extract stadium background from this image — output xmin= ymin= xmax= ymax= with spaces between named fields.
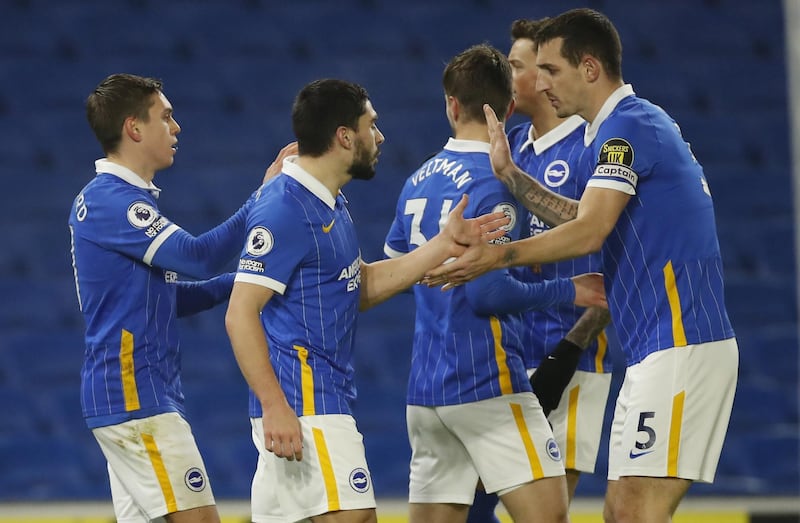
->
xmin=0 ymin=0 xmax=797 ymax=520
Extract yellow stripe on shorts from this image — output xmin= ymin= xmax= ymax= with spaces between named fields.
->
xmin=120 ymin=329 xmax=140 ymax=411
xmin=594 ymin=331 xmax=608 ymax=373
xmin=566 ymin=386 xmax=580 ymax=470
xmin=312 ymin=427 xmax=340 ymax=512
xmin=663 ymin=261 xmax=687 ymax=347
xmin=668 ymin=391 xmax=686 ymax=476
xmin=510 ymin=402 xmax=544 ymax=479
xmin=293 ymin=345 xmax=315 ymax=416
xmin=490 ymin=317 xmax=513 ymax=394
xmin=141 ymin=432 xmax=177 ymax=513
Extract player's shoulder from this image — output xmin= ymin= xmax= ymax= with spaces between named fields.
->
xmin=80 ymin=174 xmax=159 ymax=216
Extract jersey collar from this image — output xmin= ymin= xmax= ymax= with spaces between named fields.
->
xmin=282 ymin=156 xmax=338 ymax=210
xmin=584 ymin=84 xmax=635 ymax=146
xmin=95 ymin=158 xmax=162 ymax=198
xmin=529 ymin=115 xmax=585 ymax=155
xmin=444 ymin=137 xmax=491 ymax=153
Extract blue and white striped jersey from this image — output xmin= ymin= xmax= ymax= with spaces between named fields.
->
xmin=235 ymin=159 xmax=362 ymax=418
xmin=69 ymin=159 xmax=249 ymax=429
xmin=508 ymin=117 xmax=615 ymax=373
xmin=384 ymin=139 xmax=533 ymax=406
xmin=584 ymin=85 xmax=735 ymax=365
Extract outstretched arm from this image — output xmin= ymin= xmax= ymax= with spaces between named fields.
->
xmin=485 ymin=104 xmax=578 ymax=226
xmin=359 ymin=194 xmax=509 ymax=311
xmin=424 ymin=185 xmax=629 ymax=288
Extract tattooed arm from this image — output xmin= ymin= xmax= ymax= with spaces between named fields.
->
xmin=484 ymin=104 xmax=578 ymax=226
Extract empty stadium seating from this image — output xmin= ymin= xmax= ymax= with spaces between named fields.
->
xmin=0 ymin=0 xmax=795 ymax=502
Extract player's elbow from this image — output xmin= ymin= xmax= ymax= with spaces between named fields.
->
xmin=582 ymin=235 xmax=605 ymax=255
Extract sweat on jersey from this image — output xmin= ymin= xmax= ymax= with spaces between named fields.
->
xmin=583 ymin=85 xmax=734 ymax=365
xmin=69 ymin=159 xmax=250 ymax=429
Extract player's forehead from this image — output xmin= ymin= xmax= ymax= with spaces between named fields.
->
xmin=509 ymin=38 xmax=536 ymax=61
xmin=535 ymin=37 xmax=566 ymax=66
xmin=149 ymin=91 xmax=173 ymax=116
xmin=358 ymin=100 xmax=378 ymax=126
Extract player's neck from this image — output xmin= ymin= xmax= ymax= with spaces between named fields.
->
xmin=453 ymin=120 xmax=490 ymax=143
xmin=528 ymin=110 xmax=563 ymax=139
xmin=582 ymin=79 xmax=625 ymax=124
xmin=295 ymin=155 xmax=346 ymax=198
xmin=106 ymin=153 xmax=156 ymax=184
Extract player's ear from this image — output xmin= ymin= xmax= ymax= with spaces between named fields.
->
xmin=124 ymin=116 xmax=143 ymax=142
xmin=582 ymin=55 xmax=601 ymax=82
xmin=504 ymin=99 xmax=516 ymax=121
xmin=336 ymin=126 xmax=353 ymax=150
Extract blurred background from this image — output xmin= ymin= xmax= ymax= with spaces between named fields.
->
xmin=0 ymin=0 xmax=796 ymax=514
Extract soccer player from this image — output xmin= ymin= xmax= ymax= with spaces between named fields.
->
xmin=224 ymin=78 xmax=512 ymax=523
xmin=467 ymin=19 xmax=615 ymax=522
xmin=69 ymin=73 xmax=291 ymax=523
xmin=427 ymin=9 xmax=739 ymax=523
xmin=383 ymin=44 xmax=606 ymax=523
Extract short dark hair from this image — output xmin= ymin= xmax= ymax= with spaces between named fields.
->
xmin=86 ymin=73 xmax=163 ymax=154
xmin=442 ymin=43 xmax=512 ymax=124
xmin=536 ymin=8 xmax=623 ymax=81
xmin=510 ymin=17 xmax=549 ymax=44
xmin=292 ymin=79 xmax=370 ymax=157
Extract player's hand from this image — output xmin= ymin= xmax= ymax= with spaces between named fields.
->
xmin=530 ymin=340 xmax=583 ymax=417
xmin=571 ymin=273 xmax=607 ymax=309
xmin=484 ymin=104 xmax=516 ymax=184
xmin=262 ymin=401 xmax=303 ymax=462
xmin=441 ymin=194 xmax=510 ymax=253
xmin=424 ymin=195 xmax=508 ymax=288
xmin=263 ymin=141 xmax=299 ymax=183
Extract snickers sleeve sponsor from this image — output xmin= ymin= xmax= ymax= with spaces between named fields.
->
xmin=588 ymin=137 xmax=638 ymax=195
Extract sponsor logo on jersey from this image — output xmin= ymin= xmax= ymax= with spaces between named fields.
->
xmin=629 ymin=449 xmax=655 ymax=459
xmin=127 ymin=202 xmax=158 ymax=228
xmin=145 ymin=216 xmax=169 ymax=238
xmin=349 ymin=467 xmax=371 ymax=493
xmin=246 ymin=227 xmax=274 ymax=256
xmin=598 ymin=138 xmax=634 ymax=167
xmin=322 ymin=218 xmax=335 ymax=233
xmin=338 ymin=256 xmax=362 ymax=292
xmin=184 ymin=467 xmax=206 ymax=492
xmin=544 ymin=160 xmax=570 ymax=187
xmin=546 ymin=438 xmax=562 ymax=461
xmin=238 ymin=259 xmax=265 ymax=273
xmin=165 ymin=271 xmax=177 ymax=283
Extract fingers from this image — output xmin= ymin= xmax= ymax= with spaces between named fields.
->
xmin=266 ymin=435 xmax=304 ymax=462
xmin=483 ymin=103 xmax=500 ymax=129
xmin=263 ymin=141 xmax=299 ymax=183
xmin=449 ymin=193 xmax=469 ymax=218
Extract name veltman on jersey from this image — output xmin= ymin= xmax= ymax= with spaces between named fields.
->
xmin=234 ymin=158 xmax=362 ymax=418
xmin=584 ymin=85 xmax=734 ymax=364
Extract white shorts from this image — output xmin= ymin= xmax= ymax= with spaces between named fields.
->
xmin=92 ymin=412 xmax=215 ymax=522
xmin=250 ymin=414 xmax=376 ymax=523
xmin=527 ymin=368 xmax=612 ymax=474
xmin=607 ymin=338 xmax=738 ymax=483
xmin=407 ymin=393 xmax=565 ymax=504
